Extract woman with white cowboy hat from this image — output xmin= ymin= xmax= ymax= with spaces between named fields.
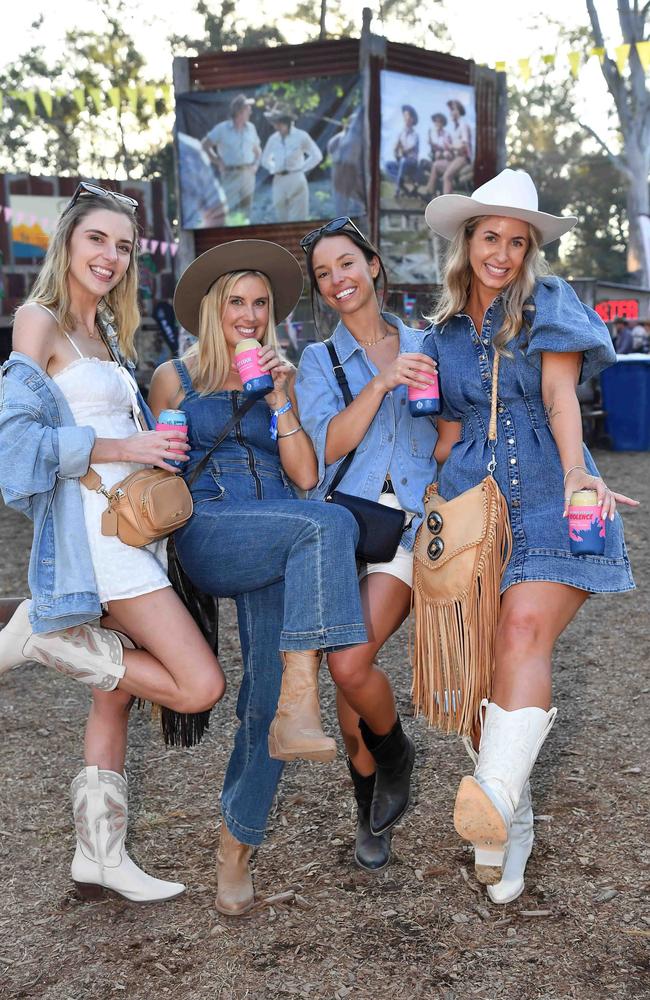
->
xmin=423 ymin=168 xmax=637 ymax=904
xmin=149 ymin=239 xmax=367 ymax=914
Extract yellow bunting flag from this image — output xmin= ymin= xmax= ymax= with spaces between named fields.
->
xmin=108 ymin=87 xmax=121 ymax=111
xmin=495 ymin=61 xmax=507 ymax=73
xmin=568 ymin=51 xmax=581 ymax=78
xmin=88 ymin=87 xmax=103 ymax=114
xmin=39 ymin=91 xmax=53 ymax=117
xmin=126 ymin=85 xmax=138 ymax=113
xmin=143 ymin=85 xmax=157 ymax=109
xmin=615 ymin=43 xmax=631 ymax=74
xmin=542 ymin=53 xmax=555 ymax=65
xmin=161 ymin=83 xmax=173 ymax=110
xmin=636 ymin=40 xmax=650 ymax=72
xmin=72 ymin=88 xmax=85 ymax=112
xmin=15 ymin=91 xmax=36 ymax=116
xmin=518 ymin=58 xmax=531 ymax=82
xmin=590 ymin=46 xmax=605 ymax=63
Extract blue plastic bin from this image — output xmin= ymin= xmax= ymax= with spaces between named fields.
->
xmin=600 ymin=355 xmax=650 ymax=451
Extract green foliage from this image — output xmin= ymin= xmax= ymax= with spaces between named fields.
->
xmin=170 ymin=0 xmax=286 ymax=54
xmin=507 ymin=61 xmax=628 ymax=280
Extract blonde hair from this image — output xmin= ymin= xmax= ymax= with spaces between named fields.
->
xmin=26 ymin=195 xmax=140 ymax=361
xmin=431 ymin=216 xmax=549 ymax=353
xmin=182 ymin=270 xmax=280 ymax=393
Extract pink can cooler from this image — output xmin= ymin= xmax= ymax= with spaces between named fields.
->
xmin=234 ymin=338 xmax=274 ymax=400
xmin=156 ymin=408 xmax=188 ymax=469
xmin=408 ymin=371 xmax=441 ymax=417
xmin=568 ymin=489 xmax=606 ymax=555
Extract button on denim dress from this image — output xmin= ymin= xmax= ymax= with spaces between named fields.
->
xmin=423 ymin=276 xmax=634 ymax=594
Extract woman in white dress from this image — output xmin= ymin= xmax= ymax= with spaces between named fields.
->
xmin=0 ymin=184 xmax=225 ymax=902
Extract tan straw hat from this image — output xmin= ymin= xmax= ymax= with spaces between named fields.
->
xmin=173 ymin=239 xmax=304 ymax=334
xmin=424 ymin=168 xmax=577 ymax=246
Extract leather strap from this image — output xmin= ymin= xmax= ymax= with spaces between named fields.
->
xmin=324 ymin=340 xmax=358 ymax=498
xmin=488 ymin=351 xmax=500 ymax=444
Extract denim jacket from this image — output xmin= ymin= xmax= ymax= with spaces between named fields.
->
xmin=295 ymin=313 xmax=438 ymax=551
xmin=0 ymin=343 xmax=155 ymax=633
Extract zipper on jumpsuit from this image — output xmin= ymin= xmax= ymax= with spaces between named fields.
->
xmin=231 ymin=390 xmax=263 ymax=499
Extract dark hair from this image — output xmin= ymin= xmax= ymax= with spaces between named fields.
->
xmin=447 ymin=99 xmax=466 ymax=116
xmin=303 ymin=226 xmax=388 ymax=337
xmin=431 ymin=112 xmax=447 ymax=126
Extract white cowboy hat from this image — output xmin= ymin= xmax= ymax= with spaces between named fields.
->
xmin=424 ymin=168 xmax=577 ymax=245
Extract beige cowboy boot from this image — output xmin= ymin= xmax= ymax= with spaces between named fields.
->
xmin=454 ymin=699 xmax=557 ymax=885
xmin=267 ymin=650 xmax=336 ymax=762
xmin=215 ymin=823 xmax=254 ymax=916
xmin=0 ymin=600 xmax=125 ymax=690
xmin=71 ymin=766 xmax=185 ymax=902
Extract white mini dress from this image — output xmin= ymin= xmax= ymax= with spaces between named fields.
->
xmin=52 ymin=331 xmax=169 ymax=604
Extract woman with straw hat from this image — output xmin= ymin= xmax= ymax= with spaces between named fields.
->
xmin=423 ymin=169 xmax=637 ymax=904
xmin=149 ymin=239 xmax=368 ymax=914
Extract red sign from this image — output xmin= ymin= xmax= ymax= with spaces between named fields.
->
xmin=595 ymin=299 xmax=639 ymax=321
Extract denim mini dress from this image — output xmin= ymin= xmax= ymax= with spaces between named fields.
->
xmin=423 ymin=276 xmax=635 ymax=594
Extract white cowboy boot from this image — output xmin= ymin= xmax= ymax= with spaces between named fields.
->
xmin=0 ymin=600 xmax=125 ymax=690
xmin=454 ymin=699 xmax=557 ymax=885
xmin=71 ymin=766 xmax=185 ymax=903
xmin=462 ymin=736 xmax=534 ymax=904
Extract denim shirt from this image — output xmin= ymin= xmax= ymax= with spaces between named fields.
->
xmin=295 ymin=313 xmax=438 ymax=551
xmin=0 ymin=352 xmax=103 ymax=632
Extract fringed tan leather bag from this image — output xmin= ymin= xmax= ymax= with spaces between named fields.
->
xmin=411 ymin=352 xmax=513 ymax=736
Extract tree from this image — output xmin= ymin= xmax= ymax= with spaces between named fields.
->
xmin=169 ymin=0 xmax=286 ymax=54
xmin=584 ymin=0 xmax=650 ymax=285
xmin=0 ymin=3 xmax=171 ymax=180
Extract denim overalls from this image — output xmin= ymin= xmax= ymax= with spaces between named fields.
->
xmin=172 ymin=360 xmax=367 ymax=845
xmin=424 ymin=276 xmax=634 ymax=594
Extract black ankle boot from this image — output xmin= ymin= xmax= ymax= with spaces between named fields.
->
xmin=359 ymin=715 xmax=415 ymax=836
xmin=347 ymin=759 xmax=391 ymax=872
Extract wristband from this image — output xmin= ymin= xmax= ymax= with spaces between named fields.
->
xmin=270 ymin=399 xmax=292 ymax=441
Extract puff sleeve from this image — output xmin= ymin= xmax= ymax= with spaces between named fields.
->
xmin=525 ymin=276 xmax=616 ymax=382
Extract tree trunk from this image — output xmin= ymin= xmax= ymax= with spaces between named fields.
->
xmin=319 ymin=0 xmax=327 ymax=39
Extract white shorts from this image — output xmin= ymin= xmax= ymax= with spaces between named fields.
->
xmin=358 ymin=492 xmax=415 ymax=588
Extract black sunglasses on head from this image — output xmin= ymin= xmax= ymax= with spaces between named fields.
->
xmin=64 ymin=181 xmax=139 ymax=214
xmin=300 ymin=216 xmax=366 ymax=253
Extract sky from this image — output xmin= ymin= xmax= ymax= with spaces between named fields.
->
xmin=1 ymin=1 xmax=623 ymax=141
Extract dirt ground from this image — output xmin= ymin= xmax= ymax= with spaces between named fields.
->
xmin=0 ymin=448 xmax=648 ymax=1000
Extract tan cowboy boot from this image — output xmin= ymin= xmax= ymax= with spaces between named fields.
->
xmin=267 ymin=650 xmax=336 ymax=763
xmin=215 ymin=823 xmax=254 ymax=916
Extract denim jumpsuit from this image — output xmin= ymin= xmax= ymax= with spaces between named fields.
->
xmin=423 ymin=276 xmax=634 ymax=594
xmin=172 ymin=360 xmax=367 ymax=846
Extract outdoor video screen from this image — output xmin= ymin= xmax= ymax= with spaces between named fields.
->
xmin=175 ymin=75 xmax=366 ymax=230
xmin=379 ymin=70 xmax=476 ymax=284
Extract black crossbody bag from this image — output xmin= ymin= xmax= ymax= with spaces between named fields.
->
xmin=324 ymin=340 xmax=406 ymax=564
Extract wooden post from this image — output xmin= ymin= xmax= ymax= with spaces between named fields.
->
xmin=172 ymin=56 xmax=196 ymax=278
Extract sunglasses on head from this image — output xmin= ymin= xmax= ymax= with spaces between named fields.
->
xmin=65 ymin=182 xmax=139 ymax=214
xmin=299 ymin=216 xmax=366 ymax=253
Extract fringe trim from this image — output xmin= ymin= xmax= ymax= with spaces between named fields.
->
xmin=411 ymin=478 xmax=512 ymax=736
xmin=160 ymin=707 xmax=212 ymax=748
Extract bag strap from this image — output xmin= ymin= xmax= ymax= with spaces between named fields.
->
xmin=187 ymin=395 xmax=257 ymax=487
xmin=324 ymin=339 xmax=358 ymax=498
xmin=487 ymin=351 xmax=500 ymax=474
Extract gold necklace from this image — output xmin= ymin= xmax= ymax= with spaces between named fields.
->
xmin=356 ymin=329 xmax=389 ymax=348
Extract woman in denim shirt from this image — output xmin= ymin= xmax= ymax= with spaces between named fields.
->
xmin=149 ymin=239 xmax=370 ymax=915
xmin=0 ymin=185 xmax=225 ymax=903
xmin=423 ymin=169 xmax=637 ymax=904
xmin=295 ymin=219 xmax=438 ymax=873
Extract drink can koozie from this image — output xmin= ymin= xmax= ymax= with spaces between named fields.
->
xmin=408 ymin=370 xmax=441 ymax=417
xmin=156 ymin=409 xmax=187 ymax=469
xmin=234 ymin=338 xmax=274 ymax=399
xmin=568 ymin=488 xmax=606 ymax=555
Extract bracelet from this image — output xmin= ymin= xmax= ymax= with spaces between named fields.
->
xmin=563 ymin=465 xmax=589 ymax=486
xmin=269 ymin=399 xmax=292 ymax=441
xmin=277 ymin=424 xmax=303 ymax=439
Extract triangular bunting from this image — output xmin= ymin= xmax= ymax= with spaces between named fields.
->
xmin=636 ymin=40 xmax=650 ymax=72
xmin=518 ymin=58 xmax=531 ymax=83
xmin=88 ymin=87 xmax=103 ymax=114
xmin=39 ymin=91 xmax=53 ymax=117
xmin=542 ymin=53 xmax=555 ymax=65
xmin=568 ymin=51 xmax=581 ymax=78
xmin=72 ymin=88 xmax=85 ymax=112
xmin=615 ymin=43 xmax=631 ymax=74
xmin=108 ymin=87 xmax=121 ymax=111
